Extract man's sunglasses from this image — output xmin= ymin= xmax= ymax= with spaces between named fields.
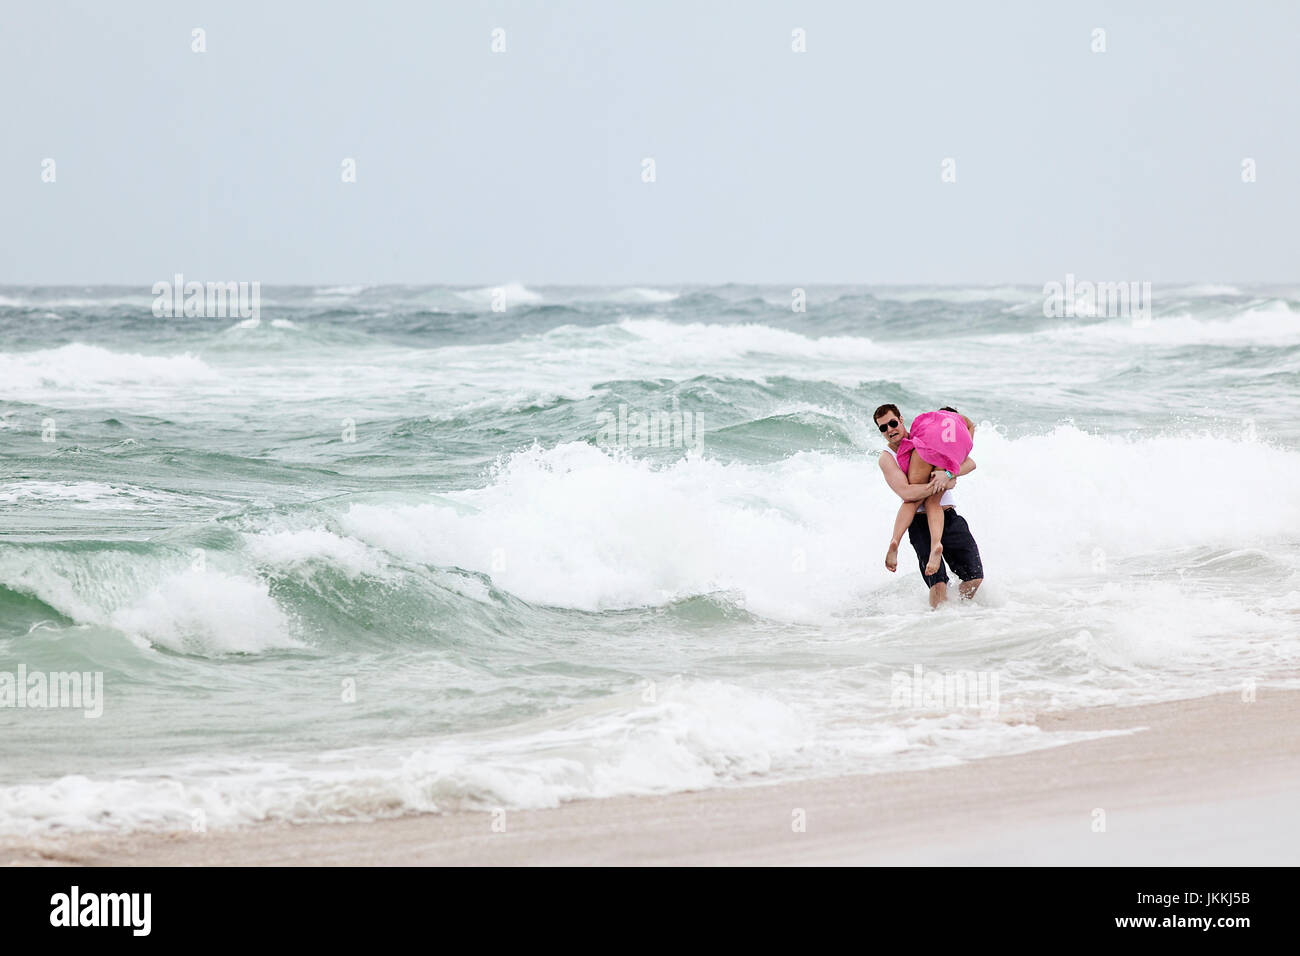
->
xmin=877 ymin=419 xmax=900 ymax=433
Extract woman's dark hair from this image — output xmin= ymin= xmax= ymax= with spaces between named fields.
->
xmin=939 ymin=406 xmax=975 ymax=435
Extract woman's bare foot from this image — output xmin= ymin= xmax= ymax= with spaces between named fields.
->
xmin=925 ymin=542 xmax=943 ymax=575
xmin=885 ymin=539 xmax=900 ymax=572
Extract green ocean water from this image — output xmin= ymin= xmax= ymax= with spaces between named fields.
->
xmin=1 ymin=283 xmax=1298 ymax=832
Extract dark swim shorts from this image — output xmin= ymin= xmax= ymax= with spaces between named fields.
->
xmin=907 ymin=507 xmax=984 ymax=589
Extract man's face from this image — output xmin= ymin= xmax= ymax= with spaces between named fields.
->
xmin=875 ymin=412 xmax=906 ymax=448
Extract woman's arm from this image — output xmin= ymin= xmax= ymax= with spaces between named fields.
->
xmin=934 ymin=457 xmax=975 ymax=492
xmin=879 ymin=453 xmax=945 ymax=501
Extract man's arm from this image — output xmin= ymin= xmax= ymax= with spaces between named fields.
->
xmin=879 ymin=453 xmax=944 ymax=501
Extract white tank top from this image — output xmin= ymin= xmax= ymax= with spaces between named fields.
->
xmin=895 ymin=449 xmax=955 ymax=507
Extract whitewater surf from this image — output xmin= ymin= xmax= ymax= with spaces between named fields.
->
xmin=1 ymin=283 xmax=1298 ymax=833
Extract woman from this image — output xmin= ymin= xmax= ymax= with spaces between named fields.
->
xmin=885 ymin=407 xmax=975 ymax=576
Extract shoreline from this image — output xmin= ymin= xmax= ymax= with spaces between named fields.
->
xmin=4 ymin=689 xmax=1298 ymax=866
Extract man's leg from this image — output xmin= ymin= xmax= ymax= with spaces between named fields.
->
xmin=940 ymin=511 xmax=984 ymax=601
xmin=907 ymin=510 xmax=950 ymax=606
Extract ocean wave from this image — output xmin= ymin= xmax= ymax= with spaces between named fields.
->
xmin=601 ymin=287 xmax=680 ymax=304
xmin=0 ymin=481 xmax=204 ymax=512
xmin=708 ymin=406 xmax=863 ymax=453
xmin=0 ymin=679 xmax=811 ymax=832
xmin=871 ymin=286 xmax=1037 ymax=304
xmin=0 ymin=670 xmax=1144 ymax=835
xmin=1173 ymin=283 xmax=1244 ymax=297
xmin=613 ymin=317 xmax=883 ymax=362
xmin=243 ymin=527 xmax=389 ymax=580
xmin=454 ymin=282 xmax=543 ymax=308
xmin=1033 ymin=300 xmax=1299 ymax=346
xmin=3 ymin=284 xmax=1298 ymax=841
xmin=423 ymin=388 xmax=587 ymax=422
xmin=315 ymin=285 xmax=367 ymax=296
xmin=331 ymin=427 xmax=1300 ymax=620
xmin=220 ymin=317 xmax=301 ymax=332
xmin=107 ymin=569 xmax=300 ymax=654
xmin=4 ymin=424 xmax=1296 ymax=637
xmin=0 ymin=343 xmax=218 ymax=389
xmin=0 ymin=545 xmax=300 ymax=655
xmin=0 ymin=294 xmax=153 ymax=309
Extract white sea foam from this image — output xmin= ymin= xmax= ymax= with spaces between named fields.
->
xmin=424 ymin=386 xmax=590 ymax=422
xmin=0 ymin=677 xmax=1126 ymax=834
xmin=0 ymin=481 xmax=186 ymax=511
xmin=0 ymin=313 xmax=1128 ymax=420
xmin=0 ymin=550 xmax=300 ymax=655
xmin=454 ymin=281 xmax=543 ymax=308
xmin=243 ymin=527 xmax=387 ymax=580
xmin=388 ymin=320 xmax=886 ymax=420
xmin=221 ymin=317 xmax=300 ymax=332
xmin=603 ymin=287 xmax=680 ymax=303
xmin=0 ymin=343 xmax=217 ymax=390
xmin=108 ymin=569 xmax=300 ymax=654
xmin=1036 ymin=300 xmax=1300 ymax=346
xmin=336 ymin=427 xmax=1300 ymax=620
xmin=872 ymin=286 xmax=1037 ymax=304
xmin=4 ymin=285 xmax=1298 ymax=838
xmin=615 ymin=317 xmax=883 ymax=362
xmin=0 ymin=294 xmax=152 ymax=309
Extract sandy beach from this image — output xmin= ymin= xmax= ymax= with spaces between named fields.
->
xmin=4 ymin=689 xmax=1297 ymax=866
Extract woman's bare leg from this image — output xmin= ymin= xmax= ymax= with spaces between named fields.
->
xmin=886 ymin=499 xmax=919 ymax=571
xmin=905 ymin=455 xmax=945 ymax=576
xmin=922 ymin=493 xmax=945 ymax=575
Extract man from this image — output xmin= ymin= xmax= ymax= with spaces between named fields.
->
xmin=874 ymin=404 xmax=984 ymax=608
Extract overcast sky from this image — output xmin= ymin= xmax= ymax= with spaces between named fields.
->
xmin=2 ymin=0 xmax=1297 ymax=285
